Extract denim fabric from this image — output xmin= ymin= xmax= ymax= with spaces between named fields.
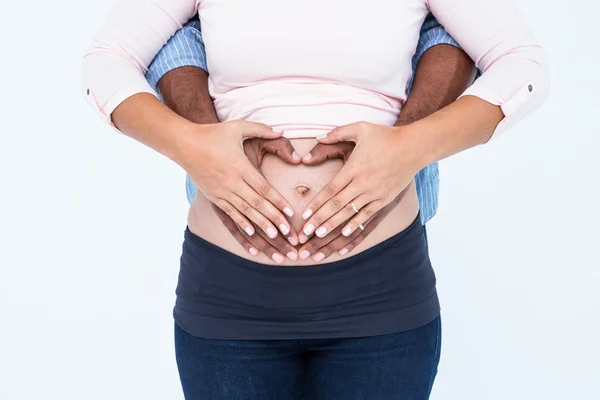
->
xmin=146 ymin=14 xmax=461 ymax=225
xmin=175 ymin=316 xmax=442 ymax=400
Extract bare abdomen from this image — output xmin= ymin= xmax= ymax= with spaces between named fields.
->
xmin=187 ymin=138 xmax=419 ymax=266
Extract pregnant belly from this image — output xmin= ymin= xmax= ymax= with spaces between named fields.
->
xmin=187 ymin=138 xmax=420 ymax=265
xmin=261 ymin=139 xmax=344 ymax=233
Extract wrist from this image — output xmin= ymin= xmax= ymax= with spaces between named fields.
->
xmin=170 ymin=121 xmax=209 ymax=170
xmin=391 ymin=124 xmax=436 ymax=173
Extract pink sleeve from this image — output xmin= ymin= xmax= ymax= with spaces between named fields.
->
xmin=426 ymin=0 xmax=551 ymax=140
xmin=81 ymin=0 xmax=200 ymax=129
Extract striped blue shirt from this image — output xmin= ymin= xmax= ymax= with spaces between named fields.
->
xmin=146 ymin=14 xmax=460 ymax=225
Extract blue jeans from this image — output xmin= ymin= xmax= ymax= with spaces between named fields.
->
xmin=174 ymin=316 xmax=442 ymax=400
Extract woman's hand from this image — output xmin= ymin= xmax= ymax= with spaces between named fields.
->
xmin=210 ymin=202 xmax=300 ymax=263
xmin=209 ymin=136 xmax=302 ymax=262
xmin=180 ymin=120 xmax=296 ymax=241
xmin=297 ymin=188 xmax=409 ymax=261
xmin=300 ymin=122 xmax=423 ymax=240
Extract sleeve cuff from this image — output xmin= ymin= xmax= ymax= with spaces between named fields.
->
xmin=82 ymin=82 xmax=159 ymax=134
xmin=146 ymin=56 xmax=207 ymax=91
xmin=146 ymin=22 xmax=207 ymax=91
xmin=458 ymin=80 xmax=542 ymax=141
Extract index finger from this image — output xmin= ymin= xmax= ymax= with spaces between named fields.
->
xmin=242 ymin=166 xmax=295 ymax=219
xmin=301 ymin=171 xmax=353 ymax=221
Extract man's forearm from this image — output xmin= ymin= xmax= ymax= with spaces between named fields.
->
xmin=396 ymin=44 xmax=476 ymax=126
xmin=157 ymin=66 xmax=219 ymax=125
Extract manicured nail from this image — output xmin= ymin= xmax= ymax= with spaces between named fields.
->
xmin=287 ymin=251 xmax=298 ymax=261
xmin=279 ymin=224 xmax=290 ymax=235
xmin=342 ymin=227 xmax=352 ymax=236
xmin=267 ymin=227 xmax=277 ymax=238
xmin=288 ymin=236 xmax=298 ymax=246
xmin=299 ymin=233 xmax=308 ymax=244
xmin=273 ymin=128 xmax=284 ymax=134
xmin=313 ymin=252 xmax=325 ymax=262
xmin=302 ymin=209 xmax=313 ymax=220
xmin=316 ymin=134 xmax=328 ymax=140
xmin=292 ymin=151 xmax=301 ymax=161
xmin=315 ymin=227 xmax=327 ymax=237
xmin=303 ymin=153 xmax=312 ymax=161
xmin=245 ymin=227 xmax=254 ymax=236
xmin=249 ymin=247 xmax=259 ymax=256
xmin=300 ymin=250 xmax=311 ymax=260
xmin=304 ymin=224 xmax=315 ymax=235
xmin=339 ymin=248 xmax=349 ymax=256
xmin=284 ymin=207 xmax=294 ymax=217
xmin=272 ymin=253 xmax=285 ymax=263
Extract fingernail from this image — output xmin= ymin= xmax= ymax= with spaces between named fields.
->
xmin=279 ymin=224 xmax=290 ymax=235
xmin=300 ymin=250 xmax=311 ymax=260
xmin=249 ymin=247 xmax=259 ymax=256
xmin=299 ymin=234 xmax=308 ymax=244
xmin=302 ymin=153 xmax=312 ymax=161
xmin=302 ymin=209 xmax=313 ymax=220
xmin=284 ymin=207 xmax=294 ymax=217
xmin=273 ymin=128 xmax=283 ymax=134
xmin=339 ymin=248 xmax=349 ymax=256
xmin=315 ymin=227 xmax=327 ymax=237
xmin=272 ymin=253 xmax=285 ymax=263
xmin=288 ymin=236 xmax=298 ymax=246
xmin=304 ymin=224 xmax=315 ymax=235
xmin=287 ymin=251 xmax=298 ymax=261
xmin=245 ymin=227 xmax=254 ymax=236
xmin=313 ymin=252 xmax=325 ymax=262
xmin=267 ymin=227 xmax=277 ymax=238
xmin=342 ymin=227 xmax=352 ymax=236
xmin=316 ymin=134 xmax=328 ymax=140
xmin=292 ymin=151 xmax=301 ymax=161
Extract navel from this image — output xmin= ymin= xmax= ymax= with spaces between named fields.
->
xmin=294 ymin=184 xmax=311 ymax=196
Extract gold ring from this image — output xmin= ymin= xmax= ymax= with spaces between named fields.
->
xmin=350 ymin=202 xmax=359 ymax=213
xmin=359 ymin=224 xmax=365 ymax=231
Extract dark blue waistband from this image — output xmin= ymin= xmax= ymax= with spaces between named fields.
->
xmin=174 ymin=212 xmax=439 ymax=340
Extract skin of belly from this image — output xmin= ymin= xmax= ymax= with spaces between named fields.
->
xmin=187 ymin=138 xmax=420 ymax=265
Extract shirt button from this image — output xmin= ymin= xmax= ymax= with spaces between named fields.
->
xmin=86 ymin=88 xmax=90 ymax=95
xmin=528 ymin=84 xmax=533 ymax=92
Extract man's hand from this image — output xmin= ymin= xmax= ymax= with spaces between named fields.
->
xmin=301 ymin=141 xmax=355 ymax=165
xmin=243 ymin=137 xmax=301 ymax=169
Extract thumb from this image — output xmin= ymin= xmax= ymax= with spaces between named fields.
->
xmin=236 ymin=121 xmax=283 ymax=140
xmin=316 ymin=124 xmax=359 ymax=144
xmin=302 ymin=143 xmax=345 ymax=165
xmin=262 ymin=138 xmax=302 ymax=164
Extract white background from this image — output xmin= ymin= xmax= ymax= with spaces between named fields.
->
xmin=1 ymin=0 xmax=598 ymax=399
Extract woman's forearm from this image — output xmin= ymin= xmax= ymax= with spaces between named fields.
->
xmin=401 ymin=95 xmax=505 ymax=171
xmin=110 ymin=93 xmax=196 ymax=167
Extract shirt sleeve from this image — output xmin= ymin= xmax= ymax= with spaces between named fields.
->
xmin=407 ymin=13 xmax=460 ymax=94
xmin=80 ymin=0 xmax=200 ymax=128
xmin=427 ymin=0 xmax=550 ymax=140
xmin=145 ymin=19 xmax=207 ymax=92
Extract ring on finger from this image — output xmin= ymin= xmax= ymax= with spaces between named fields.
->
xmin=350 ymin=202 xmax=359 ymax=213
xmin=359 ymin=224 xmax=365 ymax=231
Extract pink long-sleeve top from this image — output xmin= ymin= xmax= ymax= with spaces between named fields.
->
xmin=81 ymin=0 xmax=550 ymax=140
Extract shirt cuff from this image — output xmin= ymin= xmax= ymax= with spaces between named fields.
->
xmin=146 ymin=21 xmax=207 ymax=91
xmin=457 ymin=48 xmax=550 ymax=141
xmin=82 ymin=55 xmax=159 ymax=133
